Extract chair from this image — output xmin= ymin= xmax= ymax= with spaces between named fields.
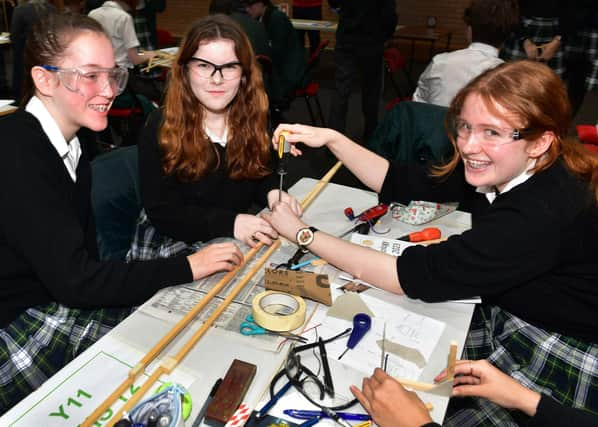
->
xmin=383 ymin=47 xmax=414 ymax=109
xmin=576 ymin=124 xmax=598 ymax=154
xmin=91 ymin=146 xmax=142 ymax=261
xmin=367 ymin=101 xmax=452 ymax=165
xmin=106 ymin=89 xmax=155 ymax=147
xmin=156 ymin=28 xmax=176 ymax=48
xmin=293 ymin=39 xmax=330 ymax=126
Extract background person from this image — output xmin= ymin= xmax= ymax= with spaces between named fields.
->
xmin=245 ymin=0 xmax=305 ymax=125
xmin=292 ymin=0 xmax=322 ymax=56
xmin=0 ymin=13 xmax=242 ymax=413
xmin=10 ymin=0 xmax=55 ymax=103
xmin=412 ymin=0 xmax=519 ymax=107
xmin=266 ymin=60 xmax=598 ymax=425
xmin=127 ymin=14 xmax=300 ymax=262
xmin=88 ymin=0 xmax=159 ymax=102
xmin=327 ymin=0 xmax=397 ymax=141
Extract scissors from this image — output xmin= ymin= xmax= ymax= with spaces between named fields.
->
xmin=240 ymin=315 xmax=308 ymax=342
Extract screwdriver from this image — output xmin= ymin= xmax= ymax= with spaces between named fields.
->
xmin=338 ymin=313 xmax=371 ymax=360
xmin=396 ymin=227 xmax=441 ymax=242
xmin=277 ymin=131 xmax=291 ymax=202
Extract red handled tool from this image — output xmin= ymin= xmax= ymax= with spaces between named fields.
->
xmin=396 ymin=227 xmax=441 ymax=242
xmin=356 ymin=204 xmax=388 ymax=222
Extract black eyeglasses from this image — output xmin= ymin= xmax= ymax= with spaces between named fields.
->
xmin=187 ymin=57 xmax=242 ymax=80
xmin=268 ymin=328 xmax=358 ymax=412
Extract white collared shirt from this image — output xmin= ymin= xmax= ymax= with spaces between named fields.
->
xmin=412 ymin=43 xmax=503 ymax=107
xmin=477 ymin=160 xmax=536 ymax=204
xmin=26 ymin=96 xmax=81 ymax=182
xmin=205 ymin=125 xmax=228 ymax=147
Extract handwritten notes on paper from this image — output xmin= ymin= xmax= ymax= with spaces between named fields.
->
xmin=323 ymin=294 xmax=445 ymax=380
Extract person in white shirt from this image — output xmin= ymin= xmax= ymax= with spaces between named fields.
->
xmin=89 ymin=0 xmax=159 ymax=101
xmin=412 ymin=0 xmax=519 ymax=107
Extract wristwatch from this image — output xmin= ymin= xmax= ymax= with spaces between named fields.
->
xmin=296 ymin=226 xmax=318 ymax=249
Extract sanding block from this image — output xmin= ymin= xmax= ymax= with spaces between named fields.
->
xmin=205 ymin=359 xmax=257 ymax=425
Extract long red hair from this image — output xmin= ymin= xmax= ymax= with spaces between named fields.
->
xmin=436 ymin=60 xmax=598 ymax=202
xmin=160 ymin=14 xmax=271 ymax=182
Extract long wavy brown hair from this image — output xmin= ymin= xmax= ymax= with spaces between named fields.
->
xmin=160 ymin=14 xmax=271 ymax=181
xmin=435 ymin=60 xmax=598 ymax=202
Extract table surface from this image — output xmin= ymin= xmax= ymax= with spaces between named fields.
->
xmin=393 ymin=25 xmax=452 ymax=41
xmin=291 ymin=18 xmax=338 ymax=32
xmin=1 ymin=178 xmax=475 ymax=427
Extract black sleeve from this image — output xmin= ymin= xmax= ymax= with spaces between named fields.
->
xmin=0 ymin=114 xmax=192 ymax=308
xmin=379 ymin=161 xmax=473 ymax=206
xmin=529 ymin=395 xmax=598 ymax=427
xmin=138 ymin=110 xmax=238 ymax=242
xmin=398 ymin=184 xmax=561 ymax=302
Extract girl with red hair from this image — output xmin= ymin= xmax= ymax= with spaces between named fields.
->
xmin=266 ymin=60 xmax=598 ymax=425
xmin=128 ymin=14 xmax=300 ymax=260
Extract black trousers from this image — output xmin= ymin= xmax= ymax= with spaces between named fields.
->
xmin=292 ymin=5 xmax=322 ymax=55
xmin=328 ymin=43 xmax=384 ymax=142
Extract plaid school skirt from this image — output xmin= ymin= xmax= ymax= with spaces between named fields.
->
xmin=126 ymin=209 xmax=205 ymax=261
xmin=502 ymin=17 xmax=565 ymax=77
xmin=0 ymin=303 xmax=131 ymax=414
xmin=443 ymin=304 xmax=598 ymax=426
xmin=565 ymin=28 xmax=598 ymax=91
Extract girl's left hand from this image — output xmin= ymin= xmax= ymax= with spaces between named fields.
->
xmin=233 ymin=213 xmax=279 ymax=247
xmin=262 ymin=200 xmax=306 ymax=243
xmin=267 ymin=190 xmax=302 ymax=216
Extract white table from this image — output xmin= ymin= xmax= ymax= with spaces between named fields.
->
xmin=0 ymin=178 xmax=474 ymax=426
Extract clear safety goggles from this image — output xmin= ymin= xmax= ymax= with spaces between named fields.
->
xmin=453 ymin=118 xmax=532 ymax=148
xmin=40 ymin=65 xmax=129 ymax=95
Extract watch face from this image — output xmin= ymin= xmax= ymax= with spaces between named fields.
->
xmin=297 ymin=227 xmax=315 ymax=246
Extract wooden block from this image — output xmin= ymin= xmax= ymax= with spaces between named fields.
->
xmin=205 ymin=359 xmax=257 ymax=424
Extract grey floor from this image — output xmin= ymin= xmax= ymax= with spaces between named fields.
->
xmin=281 ymin=49 xmax=598 ymax=190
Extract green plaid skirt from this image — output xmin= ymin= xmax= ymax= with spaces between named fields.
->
xmin=502 ymin=17 xmax=565 ymax=77
xmin=565 ymin=28 xmax=598 ymax=91
xmin=0 ymin=303 xmax=131 ymax=414
xmin=126 ymin=209 xmax=205 ymax=261
xmin=443 ymin=304 xmax=598 ymax=426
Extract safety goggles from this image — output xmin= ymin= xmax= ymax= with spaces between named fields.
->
xmin=453 ymin=118 xmax=532 ymax=148
xmin=40 ymin=65 xmax=129 ymax=95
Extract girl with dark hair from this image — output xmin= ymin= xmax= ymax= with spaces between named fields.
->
xmin=264 ymin=60 xmax=598 ymax=425
xmin=128 ymin=14 xmax=300 ymax=261
xmin=0 ymin=13 xmax=242 ymax=413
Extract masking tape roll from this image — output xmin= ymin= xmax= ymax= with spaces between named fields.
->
xmin=252 ymin=291 xmax=306 ymax=332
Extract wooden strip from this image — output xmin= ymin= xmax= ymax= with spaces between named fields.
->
xmin=81 ymin=248 xmax=260 ymax=427
xmin=85 ymin=162 xmax=343 ymax=426
xmin=446 ymin=341 xmax=458 ymax=380
xmin=393 ymin=377 xmax=439 ymax=392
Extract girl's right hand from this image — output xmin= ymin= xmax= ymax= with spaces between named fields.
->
xmin=272 ymin=123 xmax=339 ymax=156
xmin=187 ymin=242 xmax=243 ymax=280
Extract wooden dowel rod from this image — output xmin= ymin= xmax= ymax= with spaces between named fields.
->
xmin=112 ymin=240 xmax=283 ymax=422
xmin=81 ymin=247 xmax=261 ymax=427
xmin=84 ymin=161 xmax=343 ymax=427
xmin=111 ymin=161 xmax=342 ymax=423
xmin=300 ymin=161 xmax=342 ymax=210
